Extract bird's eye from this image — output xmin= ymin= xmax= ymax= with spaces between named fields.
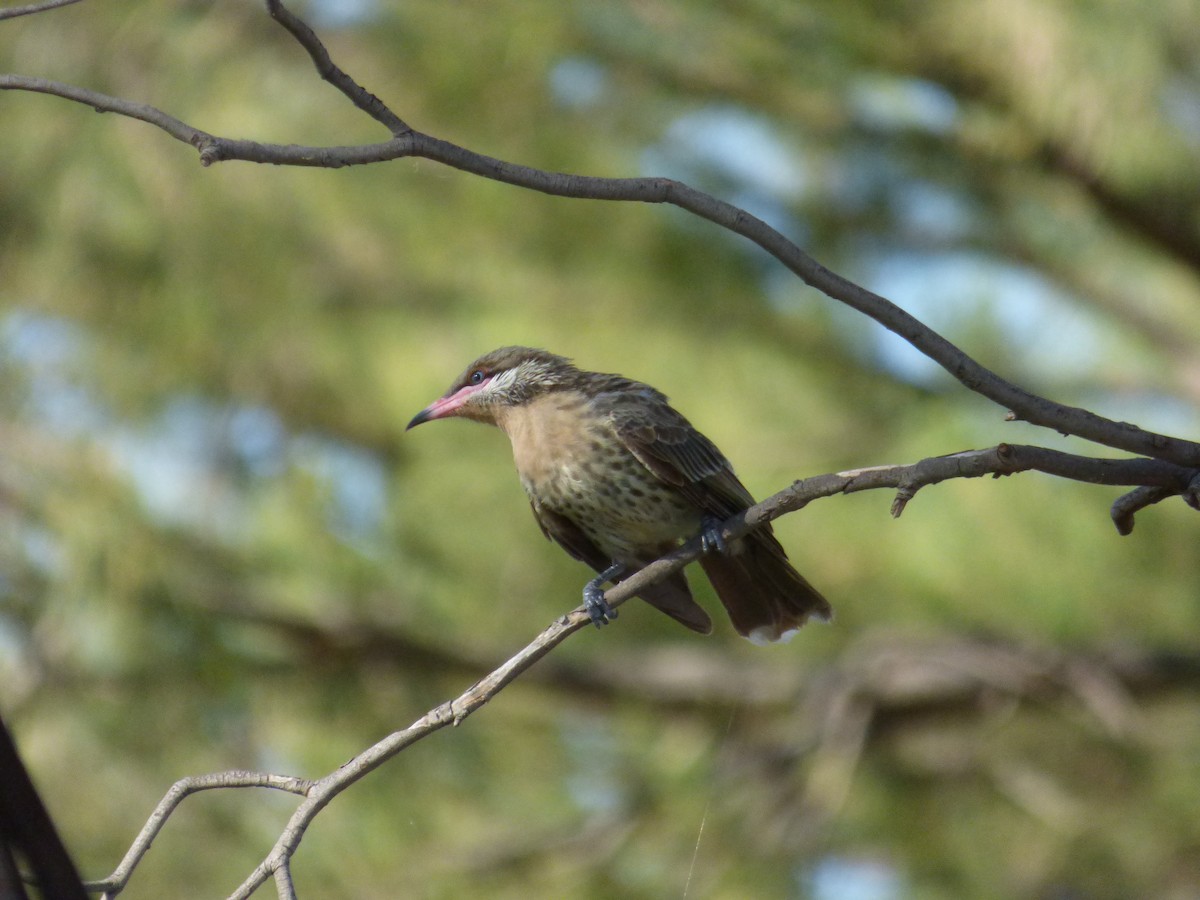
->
xmin=469 ymin=369 xmax=486 ymax=385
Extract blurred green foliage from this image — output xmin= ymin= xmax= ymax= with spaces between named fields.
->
xmin=2 ymin=0 xmax=1199 ymax=897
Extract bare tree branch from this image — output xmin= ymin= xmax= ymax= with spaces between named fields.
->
xmin=2 ymin=1 xmax=1198 ymax=469
xmin=1110 ymin=480 xmax=1200 ymax=536
xmin=79 ymin=443 xmax=1196 ymax=897
xmin=0 ymin=715 xmax=88 ymax=900
xmin=271 ymin=861 xmax=296 ymax=900
xmin=1110 ymin=486 xmax=1170 ymax=536
xmin=87 ymin=772 xmax=312 ymax=899
xmin=0 ymin=75 xmax=211 ymax=147
xmin=0 ymin=0 xmax=83 ymax=22
xmin=263 ymin=0 xmax=408 ymax=134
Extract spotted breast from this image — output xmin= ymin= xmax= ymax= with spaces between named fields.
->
xmin=495 ymin=390 xmax=700 ymax=562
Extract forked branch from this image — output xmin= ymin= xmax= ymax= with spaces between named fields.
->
xmin=82 ymin=443 xmax=1194 ymax=897
xmin=1 ymin=1 xmax=1198 ymax=469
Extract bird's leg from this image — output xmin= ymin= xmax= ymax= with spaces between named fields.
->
xmin=700 ymin=514 xmax=731 ymax=556
xmin=582 ymin=562 xmax=624 ymax=628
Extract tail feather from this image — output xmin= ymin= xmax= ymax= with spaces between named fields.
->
xmin=699 ymin=531 xmax=831 ymax=644
xmin=630 ymin=570 xmax=713 ymax=635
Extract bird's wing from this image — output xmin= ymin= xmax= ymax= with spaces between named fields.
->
xmin=598 ymin=386 xmax=829 ymax=641
xmin=530 ymin=500 xmax=611 ymax=572
xmin=598 ymin=386 xmax=756 ymax=519
xmin=530 ymin=499 xmax=713 ymax=634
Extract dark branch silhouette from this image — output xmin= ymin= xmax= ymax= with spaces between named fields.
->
xmin=0 ymin=715 xmax=88 ymax=900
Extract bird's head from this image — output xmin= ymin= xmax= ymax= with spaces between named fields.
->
xmin=406 ymin=346 xmax=577 ymax=429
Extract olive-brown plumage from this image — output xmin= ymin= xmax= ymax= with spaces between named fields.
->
xmin=407 ymin=346 xmax=831 ymax=643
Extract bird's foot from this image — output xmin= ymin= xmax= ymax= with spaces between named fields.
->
xmin=700 ymin=515 xmax=730 ymax=556
xmin=582 ymin=562 xmax=624 ymax=628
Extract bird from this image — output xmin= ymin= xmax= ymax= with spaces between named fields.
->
xmin=406 ymin=346 xmax=831 ymax=644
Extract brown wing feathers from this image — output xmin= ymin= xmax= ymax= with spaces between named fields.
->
xmin=531 ymin=501 xmax=713 ymax=634
xmin=604 ymin=386 xmax=831 ymax=641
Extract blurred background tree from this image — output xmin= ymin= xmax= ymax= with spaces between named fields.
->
xmin=1 ymin=0 xmax=1199 ymax=897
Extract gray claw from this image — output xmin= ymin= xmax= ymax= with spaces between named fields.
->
xmin=582 ymin=562 xmax=624 ymax=628
xmin=583 ymin=583 xmax=617 ymax=628
xmin=700 ymin=515 xmax=729 ymax=555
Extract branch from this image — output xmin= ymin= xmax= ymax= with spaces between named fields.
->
xmin=87 ymin=772 xmax=312 ymax=899
xmin=0 ymin=715 xmax=87 ymax=900
xmin=2 ymin=1 xmax=1198 ymax=468
xmin=263 ymin=0 xmax=407 ymax=134
xmin=774 ymin=443 xmax=1197 ymax=534
xmin=0 ymin=0 xmax=83 ymax=22
xmin=85 ymin=442 xmax=1195 ymax=896
xmin=0 ymin=75 xmax=211 ymax=147
xmin=1110 ymin=472 xmax=1200 ymax=536
xmin=220 ymin=620 xmax=595 ymax=899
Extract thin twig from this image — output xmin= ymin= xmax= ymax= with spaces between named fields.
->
xmin=0 ymin=0 xmax=83 ymax=22
xmin=0 ymin=75 xmax=211 ymax=147
xmin=1109 ymin=485 xmax=1174 ymax=535
xmin=88 ymin=772 xmax=313 ymax=898
xmin=263 ymin=0 xmax=408 ymax=134
xmin=272 ymin=861 xmax=296 ymax=900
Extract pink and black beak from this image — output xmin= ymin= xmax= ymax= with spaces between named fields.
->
xmin=406 ymin=394 xmax=461 ymax=430
xmin=406 ymin=374 xmax=494 ymax=430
